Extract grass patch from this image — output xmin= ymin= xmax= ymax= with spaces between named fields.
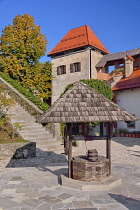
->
xmin=0 ymin=118 xmax=29 ymax=144
xmin=0 ymin=137 xmax=29 ymax=144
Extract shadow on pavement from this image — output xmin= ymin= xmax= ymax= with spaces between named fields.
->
xmin=108 ymin=193 xmax=140 ymax=210
xmin=127 ymin=149 xmax=140 ymax=157
xmin=112 ymin=137 xmax=140 ymax=147
xmin=6 ymin=148 xmax=67 ymax=168
xmin=35 ymin=165 xmax=67 ymax=184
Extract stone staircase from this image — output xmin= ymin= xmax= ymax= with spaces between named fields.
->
xmin=8 ymin=103 xmax=64 ymax=153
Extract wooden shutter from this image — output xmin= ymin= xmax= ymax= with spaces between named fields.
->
xmin=78 ymin=62 xmax=81 ymax=72
xmin=64 ymin=65 xmax=66 ymax=74
xmin=70 ymin=64 xmax=73 ymax=73
xmin=57 ymin=66 xmax=60 ymax=75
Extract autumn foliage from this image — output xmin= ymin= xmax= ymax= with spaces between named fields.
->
xmin=0 ymin=14 xmax=52 ymax=99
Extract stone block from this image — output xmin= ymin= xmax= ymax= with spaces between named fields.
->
xmin=0 ymin=142 xmax=36 ymax=160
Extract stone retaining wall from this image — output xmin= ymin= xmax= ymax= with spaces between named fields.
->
xmin=0 ymin=142 xmax=36 ymax=160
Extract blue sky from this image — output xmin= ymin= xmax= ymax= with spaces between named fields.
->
xmin=1 ymin=0 xmax=140 ymax=63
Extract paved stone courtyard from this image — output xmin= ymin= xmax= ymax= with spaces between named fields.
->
xmin=0 ymin=137 xmax=140 ymax=210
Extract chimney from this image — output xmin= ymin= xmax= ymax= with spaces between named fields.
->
xmin=124 ymin=54 xmax=134 ymax=77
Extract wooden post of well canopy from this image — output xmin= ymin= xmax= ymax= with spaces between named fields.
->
xmin=67 ymin=123 xmax=73 ymax=178
xmin=106 ymin=122 xmax=114 ymax=175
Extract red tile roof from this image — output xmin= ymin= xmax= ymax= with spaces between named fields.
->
xmin=124 ymin=54 xmax=135 ymax=61
xmin=112 ymin=67 xmax=140 ymax=91
xmin=48 ymin=25 xmax=109 ymax=56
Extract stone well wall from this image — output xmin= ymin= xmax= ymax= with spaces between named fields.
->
xmin=72 ymin=156 xmax=109 ymax=182
xmin=0 ymin=142 xmax=36 ymax=160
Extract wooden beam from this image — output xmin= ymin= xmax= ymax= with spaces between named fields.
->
xmin=106 ymin=122 xmax=114 ymax=175
xmin=67 ymin=123 xmax=72 ymax=178
xmin=64 ymin=124 xmax=68 ymax=155
xmin=82 ymin=122 xmax=86 ymax=136
xmin=71 ymin=135 xmax=107 ymax=141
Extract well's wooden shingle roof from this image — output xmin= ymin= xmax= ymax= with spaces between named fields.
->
xmin=37 ymin=82 xmax=137 ymax=123
xmin=48 ymin=25 xmax=109 ymax=56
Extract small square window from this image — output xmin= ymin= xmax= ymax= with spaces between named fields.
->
xmin=127 ymin=114 xmax=135 ymax=128
xmin=73 ymin=63 xmax=79 ymax=72
xmin=57 ymin=65 xmax=66 ymax=75
xmin=70 ymin=62 xmax=81 ymax=73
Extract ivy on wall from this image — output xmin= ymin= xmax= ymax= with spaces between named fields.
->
xmin=63 ymin=79 xmax=113 ymax=100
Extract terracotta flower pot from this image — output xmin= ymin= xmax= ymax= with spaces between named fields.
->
xmin=128 ymin=133 xmax=132 ymax=137
xmin=132 ymin=134 xmax=135 ymax=138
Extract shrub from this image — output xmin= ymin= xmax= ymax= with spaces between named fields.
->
xmin=0 ymin=72 xmax=49 ymax=112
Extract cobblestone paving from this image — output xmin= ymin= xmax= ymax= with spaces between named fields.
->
xmin=0 ymin=137 xmax=140 ymax=210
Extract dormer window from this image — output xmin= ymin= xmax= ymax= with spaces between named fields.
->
xmin=70 ymin=62 xmax=81 ymax=73
xmin=57 ymin=65 xmax=66 ymax=75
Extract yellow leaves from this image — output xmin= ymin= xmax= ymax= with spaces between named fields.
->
xmin=0 ymin=14 xmax=52 ymax=99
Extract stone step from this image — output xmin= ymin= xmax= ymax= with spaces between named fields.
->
xmin=7 ymin=100 xmax=62 ymax=153
xmin=21 ymin=124 xmax=44 ymax=128
xmin=12 ymin=111 xmax=35 ymax=115
xmin=20 ymin=128 xmax=48 ymax=133
xmin=21 ymin=133 xmax=53 ymax=138
xmin=38 ymin=144 xmax=64 ymax=151
xmin=36 ymin=141 xmax=61 ymax=146
xmin=20 ymin=130 xmax=50 ymax=135
xmin=21 ymin=135 xmax=55 ymax=141
xmin=31 ymin=137 xmax=57 ymax=143
xmin=11 ymin=118 xmax=36 ymax=122
xmin=11 ymin=119 xmax=37 ymax=124
xmin=14 ymin=123 xmax=43 ymax=128
xmin=9 ymin=111 xmax=31 ymax=116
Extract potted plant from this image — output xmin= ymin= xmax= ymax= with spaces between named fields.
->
xmin=124 ymin=129 xmax=129 ymax=137
xmin=132 ymin=131 xmax=136 ymax=138
xmin=112 ymin=132 xmax=116 ymax=137
xmin=135 ymin=131 xmax=139 ymax=138
xmin=128 ymin=132 xmax=132 ymax=137
xmin=118 ymin=128 xmax=125 ymax=137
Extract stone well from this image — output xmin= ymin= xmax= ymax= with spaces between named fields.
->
xmin=72 ymin=155 xmax=109 ymax=182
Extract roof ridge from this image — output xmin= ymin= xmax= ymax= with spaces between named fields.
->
xmin=105 ymin=47 xmax=140 ymax=57
xmin=96 ymin=47 xmax=140 ymax=68
xmin=69 ymin=25 xmax=88 ymax=31
xmin=85 ymin=25 xmax=89 ymax=44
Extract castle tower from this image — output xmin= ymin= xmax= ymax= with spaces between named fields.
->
xmin=48 ymin=25 xmax=109 ymax=104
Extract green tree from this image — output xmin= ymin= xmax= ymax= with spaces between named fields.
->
xmin=0 ymin=14 xmax=52 ymax=98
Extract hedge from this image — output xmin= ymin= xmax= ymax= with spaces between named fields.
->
xmin=0 ymin=72 xmax=49 ymax=112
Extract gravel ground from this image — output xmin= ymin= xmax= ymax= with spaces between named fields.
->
xmin=72 ymin=137 xmax=140 ymax=166
xmin=0 ymin=137 xmax=140 ymax=170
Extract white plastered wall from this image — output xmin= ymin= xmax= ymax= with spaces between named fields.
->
xmin=115 ymin=88 xmax=140 ymax=132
